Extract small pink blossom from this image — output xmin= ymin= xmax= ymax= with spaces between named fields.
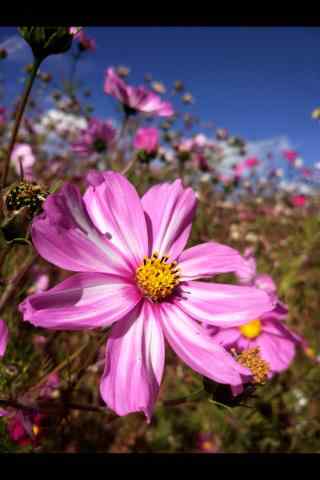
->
xmin=245 ymin=156 xmax=260 ymax=168
xmin=133 ymin=127 xmax=159 ymax=154
xmin=282 ymin=149 xmax=298 ymax=163
xmin=104 ymin=68 xmax=174 ymax=117
xmin=72 ymin=118 xmax=116 ymax=156
xmin=290 ymin=195 xmax=307 ymax=208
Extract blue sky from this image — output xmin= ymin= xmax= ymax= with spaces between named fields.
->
xmin=1 ymin=26 xmax=320 ymax=168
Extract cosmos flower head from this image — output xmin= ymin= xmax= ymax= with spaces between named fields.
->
xmin=72 ymin=118 xmax=117 ymax=156
xmin=20 ymin=172 xmax=274 ymax=421
xmin=207 ymin=249 xmax=304 ymax=394
xmin=104 ymin=68 xmax=174 ymax=117
xmin=133 ymin=127 xmax=159 ymax=155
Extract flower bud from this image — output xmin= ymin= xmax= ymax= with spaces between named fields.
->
xmin=19 ymin=27 xmax=74 ymax=60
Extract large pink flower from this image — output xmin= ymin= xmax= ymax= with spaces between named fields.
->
xmin=19 ymin=172 xmax=274 ymax=420
xmin=104 ymin=68 xmax=174 ymax=117
xmin=0 ymin=319 xmax=8 ymax=357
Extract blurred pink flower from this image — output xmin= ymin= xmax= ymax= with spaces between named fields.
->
xmin=7 ymin=411 xmax=43 ymax=447
xmin=133 ymin=127 xmax=159 ymax=154
xmin=282 ymin=149 xmax=298 ymax=163
xmin=0 ymin=319 xmax=8 ymax=357
xmin=11 ymin=144 xmax=35 ymax=180
xmin=76 ymin=30 xmax=96 ymax=51
xmin=290 ymin=195 xmax=307 ymax=208
xmin=193 ymin=153 xmax=210 ymax=172
xmin=104 ymin=68 xmax=174 ymax=117
xmin=245 ymin=156 xmax=260 ymax=168
xmin=72 ymin=118 xmax=116 ymax=156
xmin=20 ymin=172 xmax=273 ymax=421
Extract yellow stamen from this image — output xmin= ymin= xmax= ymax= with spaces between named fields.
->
xmin=237 ymin=347 xmax=269 ymax=384
xmin=135 ymin=252 xmax=180 ymax=302
xmin=240 ymin=319 xmax=262 ymax=339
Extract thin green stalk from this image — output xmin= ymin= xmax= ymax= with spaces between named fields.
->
xmin=1 ymin=56 xmax=42 ymax=189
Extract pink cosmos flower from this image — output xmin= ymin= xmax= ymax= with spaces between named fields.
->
xmin=11 ymin=143 xmax=35 ymax=180
xmin=133 ymin=127 xmax=159 ymax=154
xmin=282 ymin=149 xmax=298 ymax=164
xmin=290 ymin=195 xmax=307 ymax=208
xmin=208 ymin=250 xmax=303 ymax=393
xmin=19 ymin=172 xmax=274 ymax=421
xmin=245 ymin=156 xmax=260 ymax=169
xmin=72 ymin=118 xmax=116 ymax=156
xmin=104 ymin=68 xmax=174 ymax=117
xmin=0 ymin=319 xmax=8 ymax=357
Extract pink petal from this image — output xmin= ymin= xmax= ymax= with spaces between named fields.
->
xmin=178 ymin=242 xmax=249 ymax=281
xmin=84 ymin=172 xmax=148 ymax=268
xmin=32 ymin=183 xmax=132 ymax=276
xmin=256 ymin=332 xmax=296 ymax=373
xmin=209 ymin=327 xmax=242 ymax=347
xmin=142 ymin=180 xmax=196 ymax=259
xmin=100 ymin=301 xmax=165 ymax=422
xmin=174 ymin=280 xmax=275 ymax=327
xmin=158 ymin=303 xmax=250 ymax=385
xmin=104 ymin=68 xmax=129 ymax=104
xmin=0 ymin=319 xmax=8 ymax=357
xmin=19 ymin=273 xmax=141 ymax=330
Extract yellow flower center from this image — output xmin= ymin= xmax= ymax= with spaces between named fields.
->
xmin=236 ymin=347 xmax=269 ymax=384
xmin=240 ymin=318 xmax=262 ymax=339
xmin=135 ymin=252 xmax=180 ymax=302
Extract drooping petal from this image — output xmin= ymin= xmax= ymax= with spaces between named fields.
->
xmin=100 ymin=301 xmax=165 ymax=421
xmin=158 ymin=303 xmax=250 ymax=385
xmin=178 ymin=242 xmax=249 ymax=281
xmin=32 ymin=183 xmax=132 ymax=276
xmin=174 ymin=280 xmax=275 ymax=327
xmin=142 ymin=180 xmax=196 ymax=259
xmin=0 ymin=319 xmax=8 ymax=357
xmin=19 ymin=273 xmax=141 ymax=330
xmin=104 ymin=68 xmax=129 ymax=104
xmin=84 ymin=171 xmax=148 ymax=267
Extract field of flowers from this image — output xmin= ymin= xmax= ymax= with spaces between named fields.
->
xmin=0 ymin=27 xmax=319 ymax=453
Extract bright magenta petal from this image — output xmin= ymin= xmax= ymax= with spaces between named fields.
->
xmin=178 ymin=242 xmax=248 ymax=280
xmin=100 ymin=301 xmax=165 ymax=421
xmin=142 ymin=180 xmax=196 ymax=259
xmin=158 ymin=303 xmax=250 ymax=385
xmin=84 ymin=171 xmax=148 ymax=268
xmin=0 ymin=319 xmax=8 ymax=357
xmin=19 ymin=273 xmax=141 ymax=330
xmin=32 ymin=183 xmax=132 ymax=276
xmin=175 ymin=281 xmax=275 ymax=327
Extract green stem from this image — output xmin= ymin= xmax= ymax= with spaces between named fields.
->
xmin=1 ymin=56 xmax=42 ymax=189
